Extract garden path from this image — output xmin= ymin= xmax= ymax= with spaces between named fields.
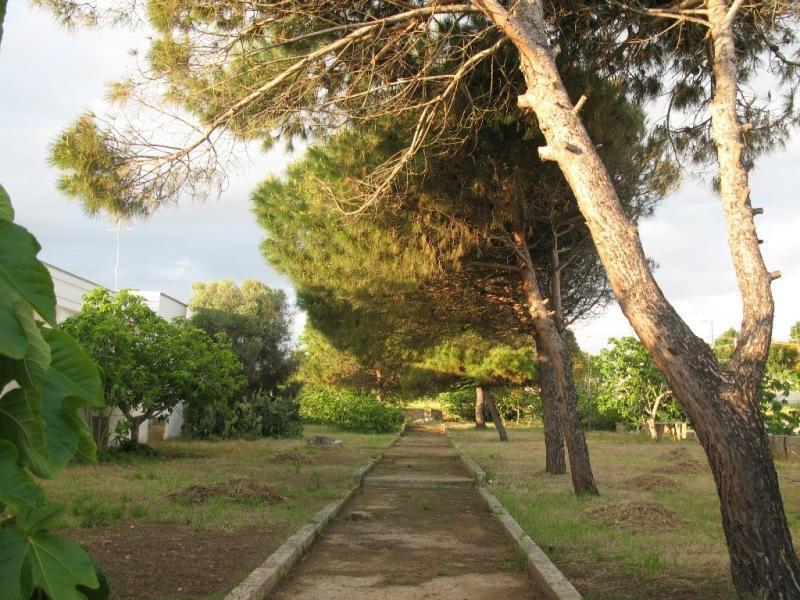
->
xmin=271 ymin=425 xmax=541 ymax=599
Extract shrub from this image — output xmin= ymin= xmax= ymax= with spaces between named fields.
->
xmin=437 ymin=389 xmax=482 ymax=421
xmin=299 ymin=386 xmax=404 ymax=433
xmin=186 ymin=389 xmax=303 ymax=440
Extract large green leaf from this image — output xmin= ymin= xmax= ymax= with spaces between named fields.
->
xmin=0 ymin=526 xmax=100 ymax=600
xmin=0 ymin=220 xmax=57 ymax=326
xmin=0 ymin=183 xmax=12 ymax=221
xmin=42 ymin=329 xmax=104 ymax=408
xmin=0 ymin=292 xmax=29 ymax=359
xmin=0 ymin=388 xmax=48 ymax=478
xmin=0 ymin=440 xmax=45 ymax=512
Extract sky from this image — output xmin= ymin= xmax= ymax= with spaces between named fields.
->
xmin=1 ymin=3 xmax=798 ymax=353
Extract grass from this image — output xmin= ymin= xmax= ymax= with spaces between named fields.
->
xmin=42 ymin=424 xmax=394 ymax=533
xmin=450 ymin=424 xmax=800 ymax=600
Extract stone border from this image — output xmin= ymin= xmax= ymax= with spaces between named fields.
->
xmin=445 ymin=429 xmax=581 ymax=600
xmin=224 ymin=436 xmax=398 ymax=600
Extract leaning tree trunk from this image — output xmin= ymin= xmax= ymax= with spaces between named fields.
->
xmin=508 ymin=214 xmax=597 ymax=494
xmin=535 ymin=331 xmax=566 ymax=475
xmin=474 ymin=387 xmax=487 ymax=429
xmin=478 ymin=385 xmax=508 ymax=442
xmin=476 ymin=0 xmax=800 ymax=593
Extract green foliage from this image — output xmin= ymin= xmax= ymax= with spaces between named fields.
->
xmin=761 ymin=371 xmax=800 ymax=435
xmin=404 ymin=331 xmax=536 ymax=394
xmin=437 ymin=389 xmax=480 ymax=422
xmin=790 ymin=322 xmax=800 ymax=345
xmin=590 ymin=337 xmax=683 ymax=427
xmin=189 ymin=279 xmax=295 ymax=394
xmin=713 ymin=328 xmax=740 ymax=364
xmin=49 ymin=114 xmax=149 ymax=219
xmin=185 ymin=388 xmax=302 ymax=440
xmin=299 ymin=386 xmax=404 ymax=433
xmin=0 ymin=184 xmax=106 ymax=598
xmin=62 ymin=289 xmax=245 ymax=444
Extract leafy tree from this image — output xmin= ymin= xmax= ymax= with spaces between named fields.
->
xmin=62 ymin=289 xmax=245 ymax=445
xmin=713 ymin=328 xmax=740 ymax=364
xmin=294 ymin=327 xmax=387 ymax=397
xmin=188 ymin=279 xmax=295 ymax=394
xmin=592 ymin=337 xmax=683 ymax=427
xmin=40 ymin=0 xmax=800 ymax=591
xmin=790 ymin=322 xmax=800 ymax=345
xmin=0 ymin=184 xmax=107 ymax=598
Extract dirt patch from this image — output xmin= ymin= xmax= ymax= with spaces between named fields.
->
xmin=269 ymin=449 xmax=315 ymax=464
xmin=169 ymin=478 xmax=285 ymax=505
xmin=60 ymin=520 xmax=286 ymax=599
xmin=654 ymin=460 xmax=705 ymax=474
xmin=657 ymin=447 xmax=693 ymax=462
xmin=587 ymin=501 xmax=686 ymax=532
xmin=621 ymin=473 xmax=684 ymax=492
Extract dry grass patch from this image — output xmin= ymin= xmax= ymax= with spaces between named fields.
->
xmin=621 ymin=473 xmax=684 ymax=492
xmin=270 ymin=449 xmax=316 ymax=464
xmin=657 ymin=446 xmax=693 ymax=462
xmin=169 ymin=477 xmax=286 ymax=505
xmin=654 ymin=459 xmax=706 ymax=474
xmin=587 ymin=501 xmax=687 ymax=531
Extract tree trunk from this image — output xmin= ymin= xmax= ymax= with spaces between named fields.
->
xmin=508 ymin=218 xmax=597 ymax=494
xmin=374 ymin=366 xmax=384 ymax=402
xmin=536 ymin=331 xmax=566 ymax=475
xmin=475 ymin=387 xmax=487 ymax=429
xmin=128 ymin=417 xmax=141 ymax=445
xmin=478 ymin=385 xmax=508 ymax=442
xmin=475 ymin=0 xmax=800 ymax=592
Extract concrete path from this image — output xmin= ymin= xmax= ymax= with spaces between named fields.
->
xmin=272 ymin=426 xmax=541 ymax=599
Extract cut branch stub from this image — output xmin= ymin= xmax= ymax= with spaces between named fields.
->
xmin=770 ymin=271 xmax=782 ymax=281
xmin=752 ymin=207 xmax=764 ymax=216
xmin=538 ymin=146 xmax=556 ymax=161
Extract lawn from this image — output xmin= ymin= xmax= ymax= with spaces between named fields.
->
xmin=41 ymin=425 xmax=396 ymax=600
xmin=450 ymin=425 xmax=800 ymax=600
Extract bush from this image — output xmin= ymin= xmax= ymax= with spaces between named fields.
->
xmin=437 ymin=389 xmax=482 ymax=421
xmin=437 ymin=387 xmax=537 ymax=424
xmin=186 ymin=389 xmax=302 ymax=440
xmin=299 ymin=386 xmax=404 ymax=433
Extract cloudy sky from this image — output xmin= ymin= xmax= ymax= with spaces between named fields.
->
xmin=1 ymin=3 xmax=798 ymax=353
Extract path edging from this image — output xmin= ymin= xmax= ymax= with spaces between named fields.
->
xmin=223 ymin=434 xmax=400 ymax=600
xmin=446 ymin=429 xmax=581 ymax=600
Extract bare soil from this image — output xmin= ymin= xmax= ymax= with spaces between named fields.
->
xmin=60 ymin=520 xmax=291 ymax=599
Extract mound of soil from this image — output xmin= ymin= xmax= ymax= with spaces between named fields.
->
xmin=621 ymin=473 xmax=684 ymax=492
xmin=657 ymin=447 xmax=693 ymax=462
xmin=270 ymin=449 xmax=315 ymax=464
xmin=169 ymin=478 xmax=285 ymax=505
xmin=655 ymin=460 xmax=705 ymax=475
xmin=587 ymin=501 xmax=686 ymax=532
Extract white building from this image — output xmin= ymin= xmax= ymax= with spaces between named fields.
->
xmin=45 ymin=263 xmax=188 ymax=446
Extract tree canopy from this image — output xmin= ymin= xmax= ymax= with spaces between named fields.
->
xmin=188 ymin=279 xmax=295 ymax=394
xmin=63 ymin=289 xmax=245 ymax=444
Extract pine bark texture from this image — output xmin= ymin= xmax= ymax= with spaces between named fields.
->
xmin=478 ymin=385 xmax=508 ymax=441
xmin=510 ymin=218 xmax=597 ymax=494
xmin=475 ymin=387 xmax=487 ymax=429
xmin=475 ymin=0 xmax=800 ymax=593
xmin=536 ymin=331 xmax=566 ymax=474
